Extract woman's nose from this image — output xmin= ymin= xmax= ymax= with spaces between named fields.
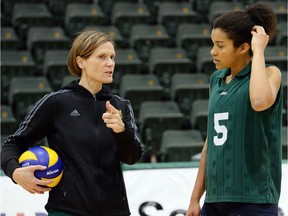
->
xmin=210 ymin=48 xmax=215 ymax=56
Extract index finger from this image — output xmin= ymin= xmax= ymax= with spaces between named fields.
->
xmin=106 ymin=101 xmax=118 ymax=114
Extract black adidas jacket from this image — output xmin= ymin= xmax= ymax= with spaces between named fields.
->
xmin=1 ymin=81 xmax=144 ymax=216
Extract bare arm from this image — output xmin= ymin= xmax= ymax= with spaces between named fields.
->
xmin=249 ymin=25 xmax=282 ymax=111
xmin=186 ymin=138 xmax=207 ymax=216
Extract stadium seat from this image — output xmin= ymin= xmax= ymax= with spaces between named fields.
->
xmin=48 ymin=0 xmax=94 ymax=25
xmin=138 ymin=101 xmax=184 ymax=156
xmin=158 ymin=2 xmax=200 ymax=37
xmin=64 ymin=3 xmax=107 ymax=37
xmin=143 ymin=0 xmax=189 ymax=18
xmin=2 ymin=0 xmax=48 ymax=26
xmin=257 ymin=1 xmax=287 ymax=22
xmin=130 ymin=24 xmax=173 ymax=62
xmin=196 ymin=46 xmax=215 ymax=75
xmin=62 ymin=75 xmax=78 ymax=87
xmin=8 ymin=76 xmax=52 ymax=121
xmin=176 ymin=23 xmax=212 ymax=69
xmin=1 ymin=50 xmax=37 ymax=104
xmin=26 ymin=26 xmax=69 ymax=66
xmin=1 ymin=27 xmax=21 ymax=50
xmin=190 ymin=99 xmax=209 ymax=139
xmin=160 ymin=129 xmax=204 ymax=162
xmin=208 ymin=1 xmax=244 ymax=23
xmin=119 ymin=74 xmax=164 ymax=121
xmin=113 ymin=48 xmax=143 ymax=92
xmin=111 ymin=2 xmax=153 ymax=37
xmin=12 ymin=3 xmax=54 ymax=41
xmin=171 ymin=73 xmax=209 ymax=123
xmin=277 ymin=21 xmax=287 ymax=46
xmin=265 ymin=46 xmax=287 ymax=72
xmin=43 ymin=50 xmax=70 ymax=91
xmin=1 ymin=105 xmax=17 ymax=135
xmin=98 ymin=0 xmax=137 ymax=16
xmin=84 ymin=25 xmax=127 ymax=48
xmin=148 ymin=47 xmax=192 ymax=97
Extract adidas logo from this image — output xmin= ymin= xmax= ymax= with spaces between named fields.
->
xmin=70 ymin=109 xmax=80 ymax=116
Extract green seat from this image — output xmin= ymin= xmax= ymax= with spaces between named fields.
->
xmin=160 ymin=129 xmax=204 ymax=162
xmin=62 ymin=75 xmax=77 ymax=87
xmin=64 ymin=3 xmax=107 ymax=37
xmin=113 ymin=48 xmax=143 ymax=92
xmin=257 ymin=1 xmax=287 ymax=22
xmin=120 ymin=74 xmax=164 ymax=121
xmin=190 ymin=99 xmax=209 ymax=139
xmin=1 ymin=105 xmax=17 ymax=135
xmin=176 ymin=23 xmax=212 ymax=68
xmin=48 ymin=0 xmax=94 ymax=25
xmin=265 ymin=46 xmax=287 ymax=72
xmin=158 ymin=2 xmax=200 ymax=37
xmin=43 ymin=50 xmax=70 ymax=90
xmin=84 ymin=25 xmax=126 ymax=48
xmin=1 ymin=27 xmax=21 ymax=50
xmin=8 ymin=76 xmax=52 ymax=122
xmin=208 ymin=1 xmax=244 ymax=23
xmin=12 ymin=3 xmax=54 ymax=41
xmin=171 ymin=73 xmax=209 ymax=122
xmin=111 ymin=2 xmax=153 ymax=37
xmin=196 ymin=46 xmax=215 ymax=75
xmin=26 ymin=26 xmax=69 ymax=65
xmin=277 ymin=21 xmax=287 ymax=46
xmin=2 ymin=0 xmax=48 ymax=20
xmin=130 ymin=24 xmax=172 ymax=62
xmin=1 ymin=50 xmax=37 ymax=104
xmin=139 ymin=101 xmax=184 ymax=155
xmin=149 ymin=47 xmax=192 ymax=97
xmin=143 ymin=0 xmax=187 ymax=19
xmin=98 ymin=0 xmax=136 ymax=16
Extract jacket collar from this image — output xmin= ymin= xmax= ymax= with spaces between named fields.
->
xmin=62 ymin=80 xmax=112 ymax=100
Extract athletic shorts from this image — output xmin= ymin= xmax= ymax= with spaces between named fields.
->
xmin=201 ymin=202 xmax=278 ymax=216
xmin=48 ymin=209 xmax=73 ymax=216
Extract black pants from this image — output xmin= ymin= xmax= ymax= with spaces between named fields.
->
xmin=201 ymin=202 xmax=278 ymax=216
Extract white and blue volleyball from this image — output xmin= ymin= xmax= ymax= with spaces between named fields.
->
xmin=19 ymin=146 xmax=63 ymax=187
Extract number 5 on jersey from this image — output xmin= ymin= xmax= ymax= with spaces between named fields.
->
xmin=214 ymin=112 xmax=229 ymax=146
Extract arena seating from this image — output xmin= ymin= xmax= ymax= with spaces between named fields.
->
xmin=1 ymin=0 xmax=287 ymax=162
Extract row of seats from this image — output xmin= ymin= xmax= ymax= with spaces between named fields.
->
xmin=1 ymin=44 xmax=287 ymax=102
xmin=1 ymin=71 xmax=287 ymax=133
xmin=2 ymin=100 xmax=288 ymax=162
xmin=1 ymin=0 xmax=287 ymax=162
xmin=2 ymin=1 xmax=287 ymax=28
xmin=2 ymin=1 xmax=287 ymax=47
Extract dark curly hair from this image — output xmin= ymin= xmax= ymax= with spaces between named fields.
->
xmin=212 ymin=3 xmax=278 ymax=55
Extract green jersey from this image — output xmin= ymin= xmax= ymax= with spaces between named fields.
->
xmin=205 ymin=63 xmax=283 ymax=204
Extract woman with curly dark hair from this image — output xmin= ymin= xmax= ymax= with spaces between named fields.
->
xmin=186 ymin=3 xmax=282 ymax=216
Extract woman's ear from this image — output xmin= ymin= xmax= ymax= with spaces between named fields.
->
xmin=240 ymin=43 xmax=250 ymax=54
xmin=76 ymin=56 xmax=84 ymax=69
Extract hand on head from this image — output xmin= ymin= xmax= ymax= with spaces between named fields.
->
xmin=251 ymin=25 xmax=269 ymax=53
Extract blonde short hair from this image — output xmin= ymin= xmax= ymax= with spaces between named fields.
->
xmin=67 ymin=30 xmax=115 ymax=77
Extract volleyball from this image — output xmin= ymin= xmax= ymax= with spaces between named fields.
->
xmin=19 ymin=146 xmax=63 ymax=187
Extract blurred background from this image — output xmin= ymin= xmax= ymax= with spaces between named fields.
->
xmin=1 ymin=0 xmax=287 ymax=163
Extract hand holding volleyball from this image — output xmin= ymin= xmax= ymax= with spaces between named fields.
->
xmin=18 ymin=146 xmax=64 ymax=188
